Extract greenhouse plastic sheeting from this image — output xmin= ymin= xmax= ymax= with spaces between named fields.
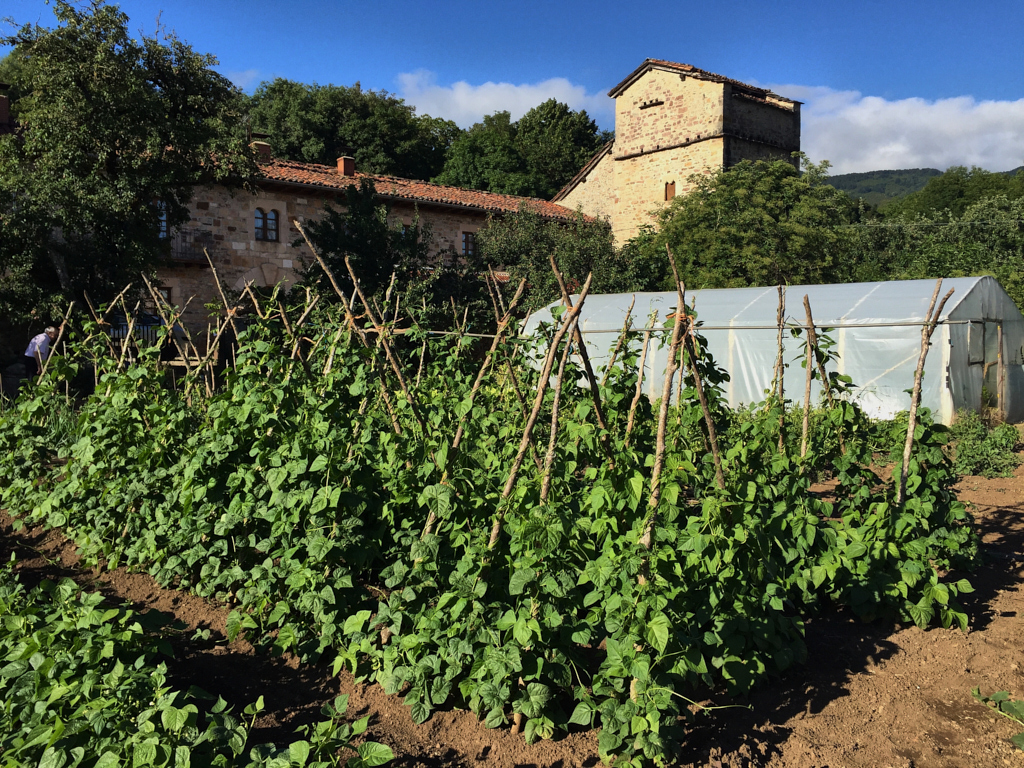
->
xmin=523 ymin=277 xmax=1024 ymax=424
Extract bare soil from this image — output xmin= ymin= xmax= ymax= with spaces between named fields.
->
xmin=3 ymin=463 xmax=1024 ymax=768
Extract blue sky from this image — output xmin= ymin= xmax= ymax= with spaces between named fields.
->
xmin=4 ymin=0 xmax=1024 ymax=173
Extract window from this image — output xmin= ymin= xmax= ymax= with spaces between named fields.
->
xmin=255 ymin=208 xmax=279 ymax=242
xmin=157 ymin=287 xmax=171 ymax=304
xmin=665 ymin=181 xmax=676 ymax=201
xmin=462 ymin=231 xmax=476 ymax=258
xmin=156 ymin=201 xmax=168 ymax=239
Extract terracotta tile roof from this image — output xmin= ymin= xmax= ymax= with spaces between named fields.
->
xmin=260 ymin=159 xmax=582 ymax=221
xmin=609 ymin=58 xmax=800 ymax=106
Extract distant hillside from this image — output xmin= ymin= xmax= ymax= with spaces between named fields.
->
xmin=828 ymin=169 xmax=942 ymax=208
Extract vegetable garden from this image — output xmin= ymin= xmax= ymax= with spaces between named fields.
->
xmin=0 ymin=251 xmax=981 ymax=767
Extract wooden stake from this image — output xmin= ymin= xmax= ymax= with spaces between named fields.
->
xmin=549 ymin=255 xmax=612 ymax=462
xmin=601 ymin=295 xmax=636 ymax=386
xmin=540 ymin=331 xmax=574 ymax=503
xmin=774 ymin=285 xmax=786 ymax=453
xmin=802 ymin=295 xmax=846 ymax=455
xmin=800 ymin=294 xmax=814 ymax=459
xmin=896 ymin=280 xmax=954 ymax=505
xmin=488 ymin=273 xmax=593 ymax=550
xmin=624 ymin=312 xmax=657 ymax=447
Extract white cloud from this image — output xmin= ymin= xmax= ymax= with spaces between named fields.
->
xmin=770 ymin=83 xmax=1024 ymax=174
xmin=226 ymin=69 xmax=261 ymax=91
xmin=396 ymin=70 xmax=613 ymax=128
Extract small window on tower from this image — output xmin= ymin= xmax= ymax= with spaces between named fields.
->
xmin=665 ymin=182 xmax=676 ymax=201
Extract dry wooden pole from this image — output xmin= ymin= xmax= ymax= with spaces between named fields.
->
xmin=204 ymin=248 xmax=243 ymax=343
xmin=342 ymin=255 xmax=426 ymax=433
xmin=641 ymin=299 xmax=685 ymax=550
xmin=141 ymin=274 xmax=192 ymax=371
xmin=115 ymin=300 xmax=141 ymax=373
xmin=488 ymin=273 xmax=593 ymax=550
xmin=421 ymin=280 xmax=527 ymax=538
xmin=802 ymin=295 xmax=846 ymax=455
xmin=540 ymin=331 xmax=575 ymax=503
xmin=800 ymin=294 xmax=815 ymax=459
xmin=774 ymin=285 xmax=787 ymax=453
xmin=82 ymin=292 xmax=118 ymax=357
xmin=896 ymin=280 xmax=955 ymax=505
xmin=624 ymin=312 xmax=657 ymax=447
xmin=601 ymin=295 xmax=636 ymax=386
xmin=488 ymin=265 xmax=507 ymax=316
xmin=666 ymin=247 xmax=725 ymax=490
xmin=293 ymin=221 xmax=405 ymax=437
xmin=549 ymin=255 xmax=612 ymax=460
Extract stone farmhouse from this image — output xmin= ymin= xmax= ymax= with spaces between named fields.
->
xmin=553 ymin=59 xmax=801 ymax=242
xmin=157 ymin=149 xmax=578 ymax=330
xmin=157 ymin=58 xmax=800 ymax=330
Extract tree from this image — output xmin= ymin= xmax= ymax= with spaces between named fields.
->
xmin=301 ymin=179 xmax=493 ymax=331
xmin=515 ymin=99 xmax=612 ymax=199
xmin=434 ymin=100 xmax=610 ymax=199
xmin=640 ymin=157 xmax=862 ymax=289
xmin=884 ymin=165 xmax=1024 ymax=220
xmin=247 ymin=79 xmax=460 ymax=180
xmin=476 ymin=207 xmax=653 ymax=312
xmin=0 ymin=0 xmax=260 ymax=323
xmin=433 ymin=111 xmax=532 ymax=196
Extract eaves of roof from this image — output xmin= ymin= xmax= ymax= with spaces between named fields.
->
xmin=259 ymin=159 xmax=582 ymax=221
xmin=608 ymin=58 xmax=800 ymax=106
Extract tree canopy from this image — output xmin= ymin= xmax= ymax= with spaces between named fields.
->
xmin=0 ymin=0 xmax=260 ymax=324
xmin=635 ymin=157 xmax=862 ymax=290
xmin=883 ymin=165 xmax=1024 ymax=220
xmin=434 ymin=100 xmax=610 ymax=200
xmin=246 ymin=79 xmax=459 ymax=181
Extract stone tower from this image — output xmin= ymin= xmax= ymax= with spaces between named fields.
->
xmin=553 ymin=59 xmax=801 ymax=242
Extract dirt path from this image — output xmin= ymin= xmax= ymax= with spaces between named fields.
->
xmin=3 ymin=465 xmax=1024 ymax=768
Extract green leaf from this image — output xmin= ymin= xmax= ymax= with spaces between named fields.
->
xmin=569 ymin=702 xmax=593 ymax=726
xmin=343 ymin=610 xmax=373 ymax=635
xmin=354 ymin=742 xmax=395 ymax=767
xmin=645 ymin=612 xmax=670 ymax=654
xmin=288 ymin=740 xmax=311 ymax=767
xmin=509 ymin=569 xmax=535 ymax=595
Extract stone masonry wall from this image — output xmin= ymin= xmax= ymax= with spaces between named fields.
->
xmin=610 ymin=138 xmax=723 ymax=242
xmin=723 ymin=136 xmax=800 ymax=169
xmin=723 ymin=88 xmax=800 ymax=156
xmin=557 ymin=151 xmax=616 ymax=223
xmin=558 ymin=67 xmax=800 ymax=244
xmin=614 ymin=70 xmax=725 ymax=159
xmin=156 ymin=185 xmax=487 ymax=333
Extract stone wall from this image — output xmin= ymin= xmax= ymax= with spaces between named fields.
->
xmin=557 ymin=150 xmax=616 ymax=224
xmin=723 ymin=88 xmax=800 ymax=153
xmin=155 ymin=184 xmax=488 ymax=333
xmin=610 ymin=137 xmax=724 ymax=242
xmin=556 ymin=64 xmax=802 ymax=244
xmin=613 ymin=70 xmax=725 ymax=159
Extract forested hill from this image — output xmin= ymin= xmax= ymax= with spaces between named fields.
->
xmin=829 ymin=166 xmax=1024 ymax=208
xmin=828 ymin=168 xmax=942 ymax=207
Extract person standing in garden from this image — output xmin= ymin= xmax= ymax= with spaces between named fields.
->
xmin=23 ymin=326 xmax=58 ymax=379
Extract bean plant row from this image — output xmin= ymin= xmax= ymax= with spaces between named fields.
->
xmin=0 ymin=564 xmax=394 ymax=768
xmin=0 ymin=265 xmax=977 ymax=767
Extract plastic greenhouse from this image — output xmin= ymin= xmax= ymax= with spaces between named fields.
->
xmin=523 ymin=276 xmax=1024 ymax=424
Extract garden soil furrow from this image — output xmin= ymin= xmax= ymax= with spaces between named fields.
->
xmin=3 ymin=460 xmax=1024 ymax=768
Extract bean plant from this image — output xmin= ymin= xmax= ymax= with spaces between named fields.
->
xmin=0 ymin=286 xmax=978 ymax=767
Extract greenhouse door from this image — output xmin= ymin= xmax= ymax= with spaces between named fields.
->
xmin=982 ymin=321 xmax=1005 ymax=418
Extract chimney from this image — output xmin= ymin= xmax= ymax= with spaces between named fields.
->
xmin=251 ymin=141 xmax=272 ymax=161
xmin=338 ymin=156 xmax=355 ymax=176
